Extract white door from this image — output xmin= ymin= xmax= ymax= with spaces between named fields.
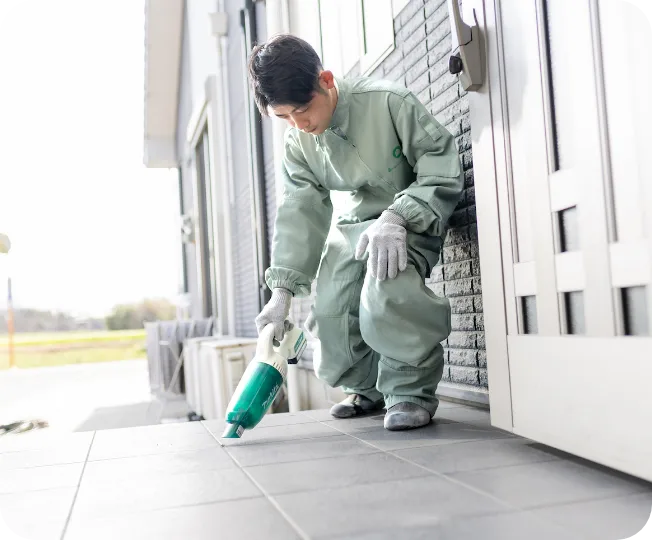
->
xmin=471 ymin=0 xmax=652 ymax=481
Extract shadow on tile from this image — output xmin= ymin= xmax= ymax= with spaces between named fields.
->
xmin=436 ymin=406 xmax=492 ymax=427
xmin=324 ymin=415 xmax=458 ymax=435
xmin=343 ymin=421 xmax=513 ymax=452
xmin=319 ymin=414 xmax=386 ymax=433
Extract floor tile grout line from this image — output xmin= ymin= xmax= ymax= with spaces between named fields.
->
xmin=202 ymin=422 xmax=312 ymax=540
xmin=323 ymin=415 xmax=512 ymax=434
xmin=212 ymin=434 xmax=344 ymax=448
xmin=239 ymin=449 xmax=387 ymax=469
xmin=0 ymin=430 xmax=218 ymax=470
xmin=314 ymin=428 xmax=513 ymax=453
xmin=314 ymin=432 xmax=504 ymax=453
xmin=59 ymin=493 xmax=270 ymax=524
xmin=415 ymin=455 xmax=561 ymax=475
xmin=316 ymin=419 xmax=530 ymax=515
xmin=319 ymin=419 xmax=632 ymax=535
xmin=0 ymin=460 xmax=89 ymax=472
xmin=0 ymin=484 xmax=88 ymax=497
xmin=85 ymin=444 xmax=224 ymax=463
xmin=508 ymin=490 xmax=652 ymax=513
xmin=0 ymin=438 xmax=94 ymax=457
xmin=59 ymin=430 xmax=96 ymax=540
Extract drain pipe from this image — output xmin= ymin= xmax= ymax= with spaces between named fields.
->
xmin=210 ymin=8 xmax=237 ymax=337
xmin=240 ymin=0 xmax=271 ymax=312
xmin=265 ymin=0 xmax=291 ymax=203
xmin=260 ymin=0 xmax=302 ymax=413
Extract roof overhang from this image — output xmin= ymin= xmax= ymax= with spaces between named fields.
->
xmin=143 ymin=0 xmax=184 ymax=168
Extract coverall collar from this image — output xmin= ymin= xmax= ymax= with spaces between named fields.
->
xmin=328 ymin=77 xmax=350 ymax=134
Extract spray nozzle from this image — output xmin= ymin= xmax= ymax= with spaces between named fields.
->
xmin=221 ymin=423 xmax=244 ymax=438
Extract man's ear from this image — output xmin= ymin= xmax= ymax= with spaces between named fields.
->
xmin=319 ymin=70 xmax=335 ymax=90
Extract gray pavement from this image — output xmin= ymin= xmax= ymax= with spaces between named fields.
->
xmin=0 ymin=360 xmax=188 ymax=442
xmin=1 ymin=403 xmax=650 ymax=539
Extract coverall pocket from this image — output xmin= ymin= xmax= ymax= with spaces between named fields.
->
xmin=314 ymin=224 xmax=365 ymax=316
xmin=312 ymin=313 xmax=356 ymax=385
xmin=417 ymin=115 xmax=443 ymax=144
xmin=312 ymin=222 xmax=368 ymax=375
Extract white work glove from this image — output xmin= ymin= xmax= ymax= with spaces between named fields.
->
xmin=355 ymin=211 xmax=408 ymax=281
xmin=255 ymin=288 xmax=293 ymax=342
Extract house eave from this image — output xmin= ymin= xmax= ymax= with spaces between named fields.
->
xmin=143 ymin=0 xmax=184 ymax=168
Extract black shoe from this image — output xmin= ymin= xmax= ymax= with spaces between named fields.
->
xmin=330 ymin=394 xmax=385 ymax=419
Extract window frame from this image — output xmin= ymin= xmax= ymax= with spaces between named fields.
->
xmin=318 ymin=0 xmax=396 ymax=77
xmin=357 ymin=0 xmax=396 ymax=76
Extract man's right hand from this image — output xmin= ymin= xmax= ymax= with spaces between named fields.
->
xmin=255 ymin=288 xmax=293 ymax=342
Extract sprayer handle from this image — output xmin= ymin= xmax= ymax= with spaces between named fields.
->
xmin=259 ymin=321 xmax=301 ymax=363
xmin=257 ymin=323 xmax=277 ymax=360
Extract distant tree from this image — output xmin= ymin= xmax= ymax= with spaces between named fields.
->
xmin=0 ymin=308 xmax=104 ymax=333
xmin=105 ymin=298 xmax=176 ymax=330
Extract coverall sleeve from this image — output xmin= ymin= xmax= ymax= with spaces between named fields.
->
xmin=387 ymin=92 xmax=464 ymax=237
xmin=264 ymin=130 xmax=333 ymax=298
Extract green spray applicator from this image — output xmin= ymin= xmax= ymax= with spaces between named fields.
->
xmin=221 ymin=322 xmax=306 ymax=438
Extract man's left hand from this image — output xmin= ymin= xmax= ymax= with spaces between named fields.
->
xmin=355 ymin=211 xmax=408 ymax=280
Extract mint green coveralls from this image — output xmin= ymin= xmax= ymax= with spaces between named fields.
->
xmin=266 ymin=77 xmax=464 ymax=414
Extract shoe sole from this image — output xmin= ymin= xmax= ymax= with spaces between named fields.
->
xmin=384 ymin=418 xmax=432 ymax=431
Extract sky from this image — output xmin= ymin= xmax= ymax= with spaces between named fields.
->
xmin=0 ymin=1 xmax=181 ymax=317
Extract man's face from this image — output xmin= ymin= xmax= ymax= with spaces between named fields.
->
xmin=269 ymin=71 xmax=336 ymax=136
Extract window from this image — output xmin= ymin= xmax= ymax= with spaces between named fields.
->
xmin=319 ymin=0 xmax=395 ymax=77
xmin=358 ymin=0 xmax=395 ymax=74
xmin=621 ymin=286 xmax=649 ymax=336
xmin=563 ymin=291 xmax=585 ymax=335
xmin=521 ymin=296 xmax=538 ymax=334
xmin=193 ymin=127 xmax=218 ymax=319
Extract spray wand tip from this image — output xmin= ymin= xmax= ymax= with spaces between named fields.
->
xmin=221 ymin=423 xmax=243 ymax=439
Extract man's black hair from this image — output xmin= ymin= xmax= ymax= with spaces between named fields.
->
xmin=248 ymin=34 xmax=324 ymax=116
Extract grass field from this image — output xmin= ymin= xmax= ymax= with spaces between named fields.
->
xmin=0 ymin=330 xmax=147 ymax=370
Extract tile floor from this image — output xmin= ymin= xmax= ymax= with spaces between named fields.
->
xmin=0 ymin=402 xmax=650 ymax=539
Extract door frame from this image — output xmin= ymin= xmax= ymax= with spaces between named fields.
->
xmin=468 ymin=0 xmax=652 ymax=480
xmin=187 ymin=102 xmax=216 ymax=320
xmin=186 ymin=76 xmax=236 ymax=335
xmin=465 ymin=0 xmax=515 ymax=432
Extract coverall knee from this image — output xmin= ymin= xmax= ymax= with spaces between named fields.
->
xmin=306 ymin=220 xmax=451 ymax=415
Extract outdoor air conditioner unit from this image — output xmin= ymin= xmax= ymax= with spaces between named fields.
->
xmin=183 ymin=336 xmax=222 ymax=418
xmin=145 ymin=318 xmax=215 ymax=398
xmin=196 ymin=338 xmax=259 ymax=420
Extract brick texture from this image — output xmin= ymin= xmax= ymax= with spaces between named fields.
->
xmin=293 ymin=0 xmax=484 ymax=395
xmin=395 ymin=0 xmax=483 ymax=394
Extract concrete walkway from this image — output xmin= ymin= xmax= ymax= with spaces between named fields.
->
xmin=1 ymin=402 xmax=650 ymax=539
xmin=0 ymin=360 xmax=187 ymax=440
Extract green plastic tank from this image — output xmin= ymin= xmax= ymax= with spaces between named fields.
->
xmin=222 ymin=323 xmax=306 ymax=438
